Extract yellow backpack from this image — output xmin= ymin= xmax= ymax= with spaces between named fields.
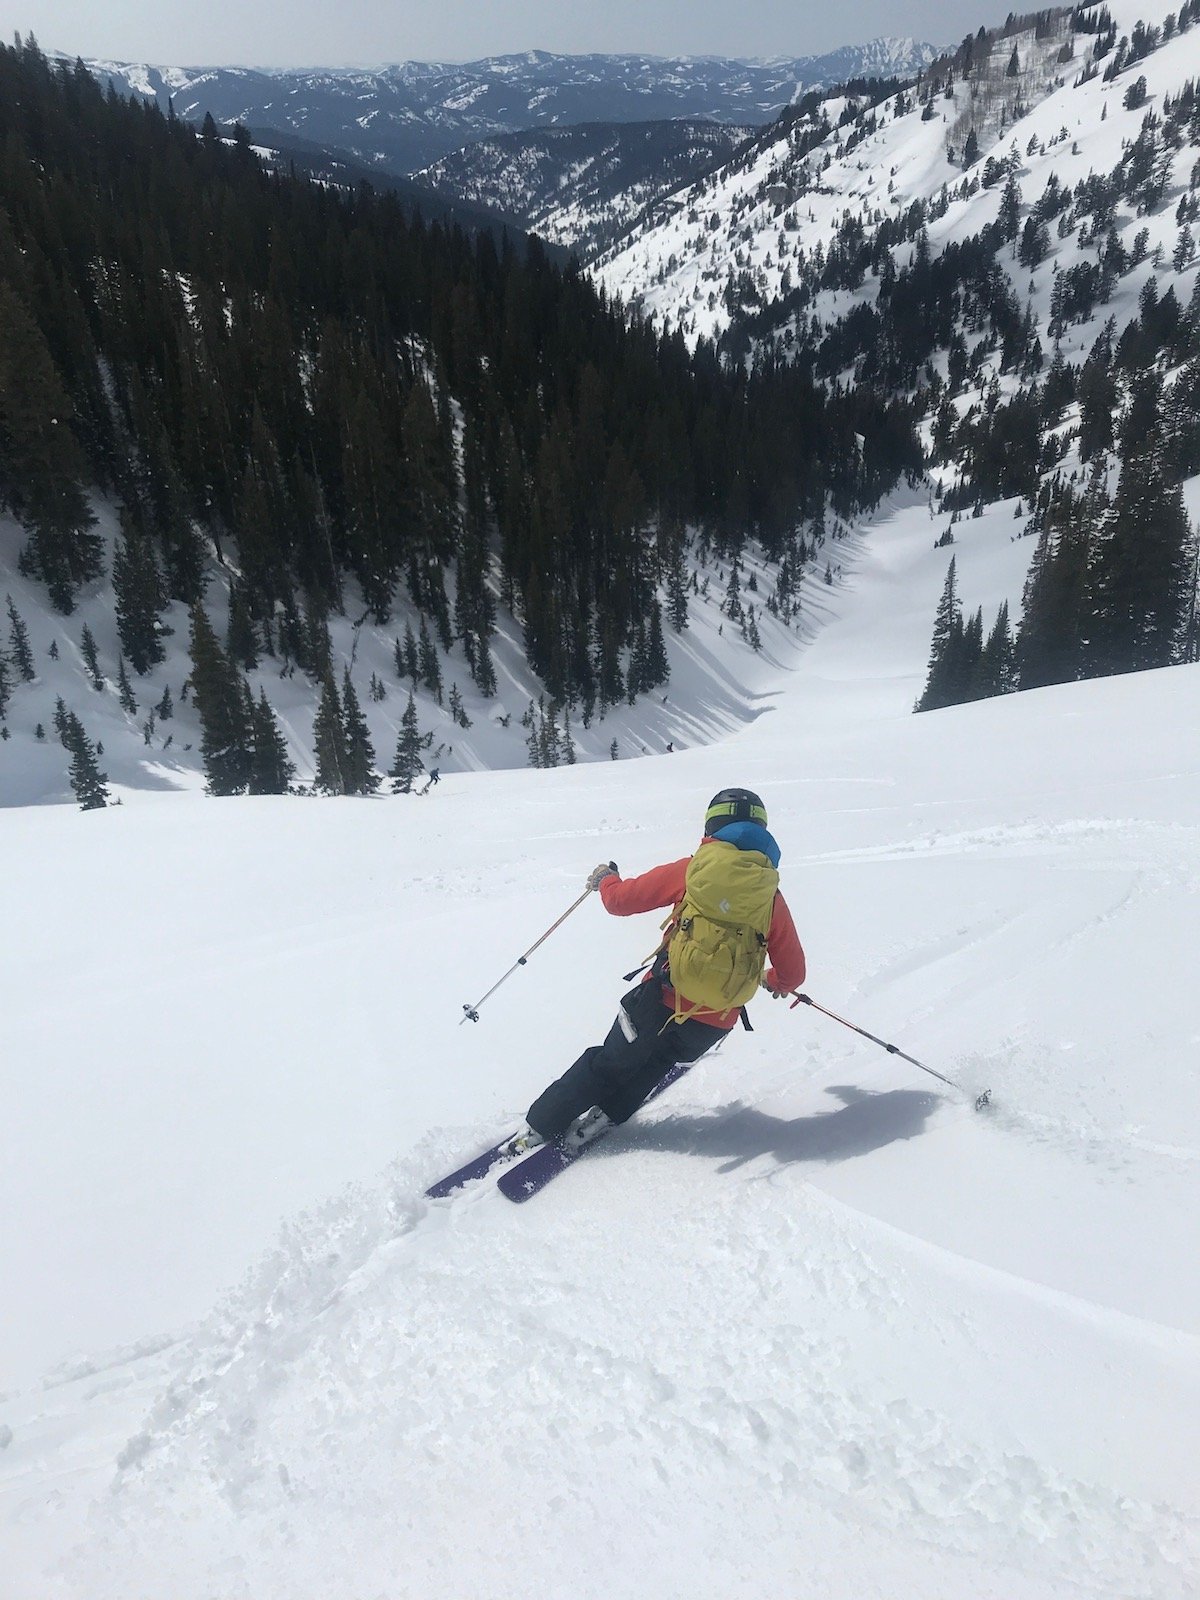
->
xmin=666 ymin=839 xmax=779 ymax=1019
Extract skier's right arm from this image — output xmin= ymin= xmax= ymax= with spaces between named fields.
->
xmin=597 ymin=858 xmax=689 ymax=916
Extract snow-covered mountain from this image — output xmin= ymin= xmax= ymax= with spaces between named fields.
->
xmin=4 ymin=478 xmax=1199 ymax=1598
xmin=413 ymin=119 xmax=753 ymax=255
xmin=78 ymin=42 xmax=940 ymax=174
xmin=594 ymin=1 xmax=1200 ymax=353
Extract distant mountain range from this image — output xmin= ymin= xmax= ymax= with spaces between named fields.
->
xmin=78 ymin=42 xmax=940 ymax=174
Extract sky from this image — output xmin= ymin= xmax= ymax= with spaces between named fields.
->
xmin=7 ymin=0 xmax=990 ymax=68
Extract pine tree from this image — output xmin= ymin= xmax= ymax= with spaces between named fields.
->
xmin=448 ymin=682 xmax=472 ymax=729
xmin=0 ymin=650 xmax=10 ymax=720
xmin=1085 ymin=384 xmax=1193 ymax=676
xmin=188 ymin=603 xmax=253 ymax=795
xmin=112 ymin=519 xmax=165 ymax=673
xmin=340 ymin=668 xmax=380 ymax=794
xmin=248 ymin=689 xmax=296 ymax=795
xmin=916 ymin=557 xmax=963 ymax=711
xmin=645 ymin=601 xmax=670 ymax=686
xmin=312 ymin=671 xmax=350 ymax=794
xmin=389 ymin=692 xmax=424 ymax=793
xmin=116 ymin=655 xmax=138 ymax=714
xmin=978 ymin=601 xmax=1017 ymax=696
xmin=63 ymin=713 xmax=109 ymax=810
xmin=418 ymin=615 xmax=442 ymax=701
xmin=6 ymin=596 xmax=34 ymax=680
xmin=226 ymin=580 xmax=259 ymax=671
xmin=80 ymin=623 xmax=103 ymax=689
xmin=157 ymin=684 xmax=173 ymax=720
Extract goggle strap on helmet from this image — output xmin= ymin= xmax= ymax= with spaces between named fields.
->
xmin=705 ymin=789 xmax=768 ymax=832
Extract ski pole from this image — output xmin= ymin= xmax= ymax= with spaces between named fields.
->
xmin=460 ymin=884 xmax=597 ymax=1023
xmin=787 ymin=992 xmax=991 ymax=1110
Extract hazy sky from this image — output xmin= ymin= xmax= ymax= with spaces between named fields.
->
xmin=6 ymin=0 xmax=989 ymax=69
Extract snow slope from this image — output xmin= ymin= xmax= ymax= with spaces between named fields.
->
xmin=0 ymin=503 xmax=811 ymax=807
xmin=3 ymin=489 xmax=1199 ymax=1598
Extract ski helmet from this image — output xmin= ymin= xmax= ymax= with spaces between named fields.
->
xmin=704 ymin=788 xmax=767 ymax=834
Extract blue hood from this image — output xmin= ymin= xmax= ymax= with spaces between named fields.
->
xmin=709 ymin=820 xmax=781 ymax=868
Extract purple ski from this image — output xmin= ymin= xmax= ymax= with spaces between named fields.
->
xmin=497 ymin=1061 xmax=692 ymax=1204
xmin=425 ymin=1135 xmax=519 ymax=1199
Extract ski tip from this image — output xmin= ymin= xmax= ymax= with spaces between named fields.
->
xmin=974 ymin=1088 xmax=992 ymax=1111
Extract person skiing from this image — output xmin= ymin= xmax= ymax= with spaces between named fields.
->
xmin=420 ymin=767 xmax=440 ymax=794
xmin=512 ymin=788 xmax=805 ymax=1153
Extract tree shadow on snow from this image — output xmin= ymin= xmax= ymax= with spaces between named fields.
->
xmin=628 ymin=1084 xmax=939 ymax=1175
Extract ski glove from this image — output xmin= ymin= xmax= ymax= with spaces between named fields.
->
xmin=587 ymin=862 xmax=619 ymax=892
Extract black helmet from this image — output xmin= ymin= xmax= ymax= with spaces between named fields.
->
xmin=705 ymin=788 xmax=767 ymax=834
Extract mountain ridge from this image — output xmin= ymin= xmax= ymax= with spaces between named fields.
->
xmin=73 ymin=40 xmax=941 ymax=173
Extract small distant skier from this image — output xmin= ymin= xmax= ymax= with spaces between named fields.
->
xmin=420 ymin=767 xmax=440 ymax=795
xmin=511 ymin=788 xmax=806 ymax=1153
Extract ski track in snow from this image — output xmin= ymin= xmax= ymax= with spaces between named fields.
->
xmin=4 ymin=361 xmax=1200 ymax=1600
xmin=45 ymin=1130 xmax=1195 ymax=1600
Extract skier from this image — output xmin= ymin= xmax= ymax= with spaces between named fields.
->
xmin=420 ymin=767 xmax=441 ymax=795
xmin=512 ymin=788 xmax=805 ymax=1153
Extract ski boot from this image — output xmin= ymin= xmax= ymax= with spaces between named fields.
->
xmin=562 ymin=1106 xmax=613 ymax=1151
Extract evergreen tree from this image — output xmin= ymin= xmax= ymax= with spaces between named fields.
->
xmin=226 ymin=580 xmax=259 ymax=671
xmin=666 ymin=531 xmax=690 ymax=631
xmin=390 ymin=692 xmax=424 ymax=793
xmin=157 ymin=684 xmax=173 ymax=720
xmin=978 ymin=601 xmax=1017 ymax=696
xmin=80 ymin=623 xmax=103 ymax=689
xmin=248 ymin=689 xmax=296 ymax=795
xmin=448 ymin=682 xmax=472 ymax=729
xmin=398 ymin=622 xmax=419 ymax=685
xmin=6 ymin=595 xmax=34 ymax=680
xmin=645 ymin=601 xmax=670 ymax=686
xmin=340 ymin=668 xmax=380 ymax=794
xmin=188 ymin=603 xmax=253 ymax=795
xmin=1085 ymin=382 xmax=1193 ymax=675
xmin=116 ymin=655 xmax=138 ymax=714
xmin=418 ymin=615 xmax=442 ymax=701
xmin=312 ymin=671 xmax=350 ymax=794
xmin=63 ymin=712 xmax=109 ymax=810
xmin=112 ymin=518 xmax=166 ymax=673
xmin=0 ymin=650 xmax=10 ymax=721
xmin=916 ymin=558 xmax=964 ymax=711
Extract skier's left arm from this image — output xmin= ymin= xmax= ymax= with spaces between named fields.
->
xmin=764 ymin=892 xmax=806 ymax=994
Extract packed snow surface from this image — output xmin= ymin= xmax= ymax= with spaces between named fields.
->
xmin=2 ymin=494 xmax=1199 ymax=1597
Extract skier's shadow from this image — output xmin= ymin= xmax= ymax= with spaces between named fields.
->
xmin=627 ymin=1084 xmax=939 ymax=1174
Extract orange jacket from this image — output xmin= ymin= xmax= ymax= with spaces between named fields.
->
xmin=599 ymin=839 xmax=806 ymax=1029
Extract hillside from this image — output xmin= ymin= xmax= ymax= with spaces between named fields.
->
xmin=595 ymin=0 xmax=1200 ymax=697
xmin=78 ymin=42 xmax=940 ymax=175
xmin=2 ymin=480 xmax=1198 ymax=1597
xmin=413 ymin=119 xmax=753 ymax=256
xmin=596 ymin=4 xmax=1195 ymax=342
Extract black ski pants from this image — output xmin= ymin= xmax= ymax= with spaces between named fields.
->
xmin=526 ymin=974 xmax=725 ymax=1140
